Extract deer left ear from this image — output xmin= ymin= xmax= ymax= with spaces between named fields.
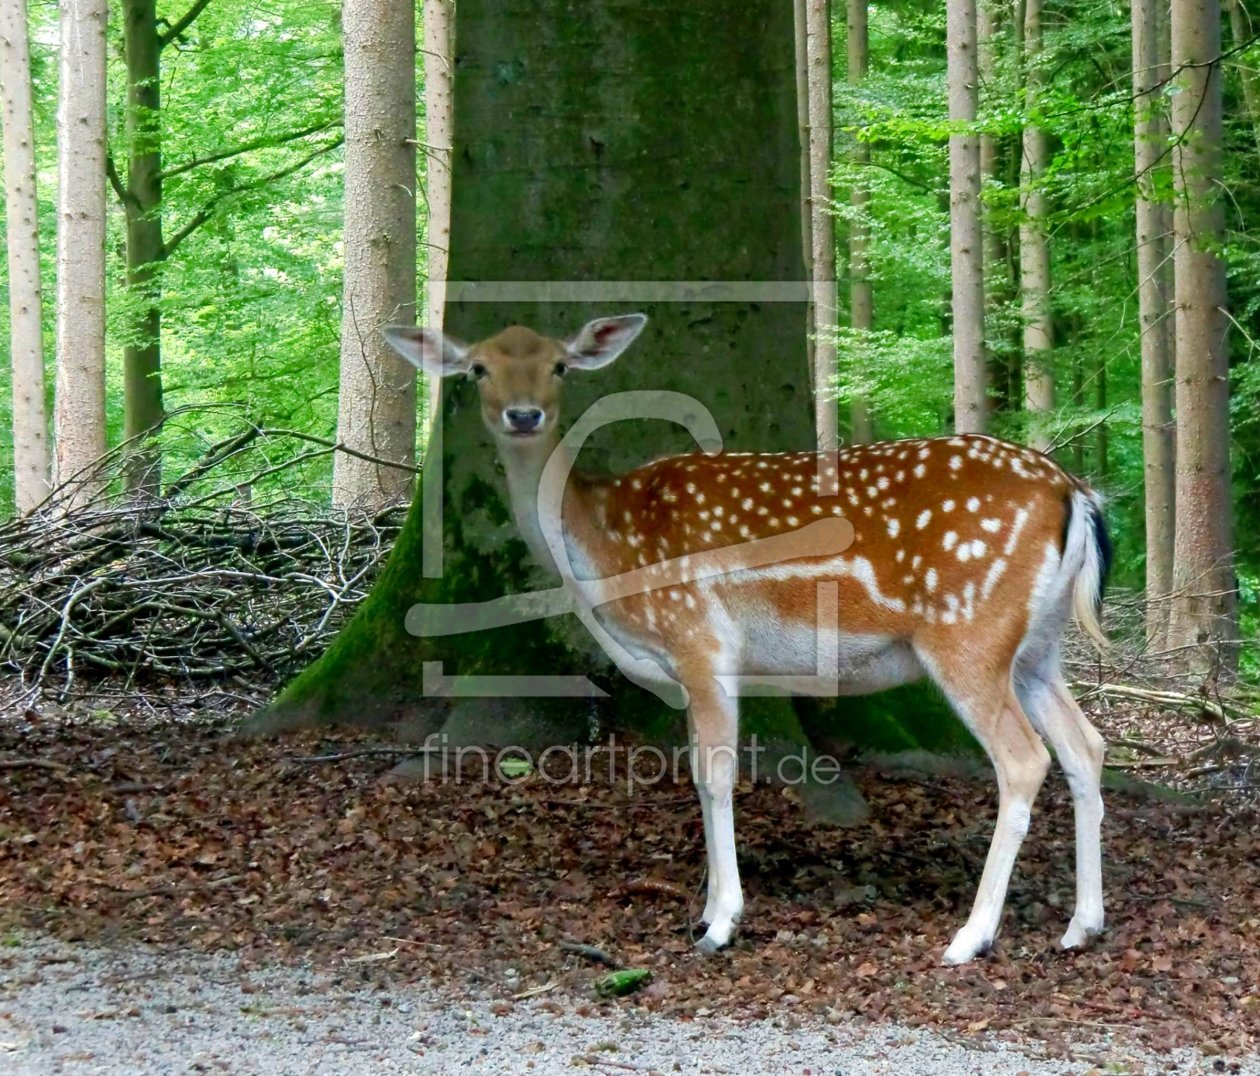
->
xmin=564 ymin=313 xmax=648 ymax=370
xmin=382 ymin=325 xmax=470 ymax=375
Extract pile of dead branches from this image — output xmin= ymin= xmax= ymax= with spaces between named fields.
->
xmin=0 ymin=413 xmax=408 ymax=703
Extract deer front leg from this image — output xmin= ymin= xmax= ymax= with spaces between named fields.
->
xmin=685 ymin=674 xmax=743 ymax=954
xmin=688 ymin=710 xmax=722 ymax=927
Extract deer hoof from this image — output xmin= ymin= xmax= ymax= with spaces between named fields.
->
xmin=1060 ymin=915 xmax=1104 ymax=950
xmin=695 ymin=920 xmax=735 ymax=954
xmin=942 ymin=926 xmax=992 ymax=966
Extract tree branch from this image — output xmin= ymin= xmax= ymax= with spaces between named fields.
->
xmin=159 ymin=0 xmax=214 ymax=49
xmin=106 ymin=155 xmax=137 ymax=209
xmin=162 ymin=135 xmax=343 ymax=259
xmin=159 ymin=118 xmax=342 ymax=181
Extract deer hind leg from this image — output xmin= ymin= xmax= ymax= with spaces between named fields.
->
xmin=922 ymin=654 xmax=1051 ymax=966
xmin=1015 ymin=660 xmax=1105 ymax=949
xmin=682 ymin=668 xmax=743 ymax=954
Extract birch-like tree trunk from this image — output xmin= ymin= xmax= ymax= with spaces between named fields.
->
xmin=423 ymin=0 xmax=453 ymax=434
xmin=0 ymin=0 xmax=51 ymax=513
xmin=332 ymin=0 xmax=419 ymax=511
xmin=807 ymin=0 xmax=839 ymax=451
xmin=1133 ymin=0 xmax=1176 ymax=642
xmin=1168 ymin=0 xmax=1238 ymax=672
xmin=1019 ymin=0 xmax=1053 ymax=449
xmin=947 ymin=0 xmax=986 ymax=433
xmin=53 ymin=0 xmax=108 ymax=503
xmin=846 ymin=0 xmax=873 ymax=443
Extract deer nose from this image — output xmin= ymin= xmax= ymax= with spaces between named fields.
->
xmin=505 ymin=407 xmax=544 ymax=433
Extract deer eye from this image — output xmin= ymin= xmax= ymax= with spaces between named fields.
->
xmin=470 ymin=363 xmax=488 ymax=380
xmin=553 ymin=362 xmax=568 ymax=377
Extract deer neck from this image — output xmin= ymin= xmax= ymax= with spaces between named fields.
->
xmin=494 ymin=429 xmax=571 ymax=574
xmin=497 ymin=429 xmax=613 ymax=582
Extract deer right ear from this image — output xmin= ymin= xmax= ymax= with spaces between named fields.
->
xmin=382 ymin=325 xmax=470 ymax=375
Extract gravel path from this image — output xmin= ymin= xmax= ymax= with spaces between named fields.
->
xmin=1 ymin=934 xmax=1251 ymax=1075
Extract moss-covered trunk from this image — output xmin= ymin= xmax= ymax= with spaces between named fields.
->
xmin=251 ymin=0 xmax=967 ymax=769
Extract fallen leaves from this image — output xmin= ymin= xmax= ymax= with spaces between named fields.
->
xmin=0 ymin=717 xmax=1258 ymax=1061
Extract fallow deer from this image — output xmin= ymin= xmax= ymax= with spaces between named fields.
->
xmin=385 ymin=314 xmax=1112 ymax=966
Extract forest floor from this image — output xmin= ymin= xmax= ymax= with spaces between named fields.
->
xmin=1 ymin=693 xmax=1258 ymax=1073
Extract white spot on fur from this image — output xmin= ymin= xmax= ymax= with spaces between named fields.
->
xmin=1004 ymin=507 xmax=1031 ymax=555
xmin=982 ymin=557 xmax=1007 ymax=598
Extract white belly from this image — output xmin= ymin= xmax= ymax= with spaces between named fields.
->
xmin=730 ymin=607 xmax=925 ymax=696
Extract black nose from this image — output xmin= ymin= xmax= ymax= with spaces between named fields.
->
xmin=505 ymin=407 xmax=543 ymax=432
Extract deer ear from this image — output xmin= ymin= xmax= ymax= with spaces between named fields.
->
xmin=564 ymin=313 xmax=648 ymax=370
xmin=382 ymin=325 xmax=470 ymax=375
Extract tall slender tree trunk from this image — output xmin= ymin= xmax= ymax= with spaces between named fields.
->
xmin=1226 ymin=0 xmax=1260 ymax=157
xmin=1133 ymin=0 xmax=1176 ymax=642
xmin=807 ymin=0 xmax=839 ymax=451
xmin=978 ymin=0 xmax=1014 ymax=414
xmin=121 ymin=0 xmax=164 ymax=495
xmin=1094 ymin=351 xmax=1108 ymax=475
xmin=53 ymin=0 xmax=108 ymax=504
xmin=0 ymin=0 xmax=51 ymax=512
xmin=948 ymin=0 xmax=986 ymax=432
xmin=1168 ymin=0 xmax=1238 ymax=673
xmin=794 ymin=0 xmax=815 ymax=387
xmin=423 ymin=0 xmax=454 ymax=436
xmin=846 ymin=0 xmax=874 ymax=443
xmin=1070 ymin=352 xmax=1085 ymax=474
xmin=1019 ymin=0 xmax=1053 ymax=450
xmin=331 ymin=0 xmax=419 ymax=511
xmin=1091 ymin=216 xmax=1108 ymax=475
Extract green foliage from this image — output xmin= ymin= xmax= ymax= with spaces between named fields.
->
xmin=0 ymin=0 xmax=433 ymax=508
xmin=826 ymin=0 xmax=1260 ymax=608
xmin=1 ymin=0 xmax=1257 ymax=649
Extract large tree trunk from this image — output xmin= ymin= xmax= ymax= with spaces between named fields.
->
xmin=53 ymin=0 xmax=108 ymax=504
xmin=1168 ymin=0 xmax=1238 ymax=673
xmin=423 ymin=0 xmax=454 ymax=431
xmin=846 ymin=0 xmax=874 ymax=443
xmin=331 ymin=0 xmax=419 ymax=512
xmin=120 ymin=0 xmax=164 ymax=496
xmin=0 ymin=0 xmax=51 ymax=513
xmin=1133 ymin=0 xmax=1176 ymax=642
xmin=253 ymin=0 xmax=964 ymax=767
xmin=947 ymin=0 xmax=986 ymax=433
xmin=1019 ymin=0 xmax=1053 ymax=450
xmin=807 ymin=0 xmax=839 ymax=451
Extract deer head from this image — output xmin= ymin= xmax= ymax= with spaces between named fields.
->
xmin=383 ymin=314 xmax=648 ymax=443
